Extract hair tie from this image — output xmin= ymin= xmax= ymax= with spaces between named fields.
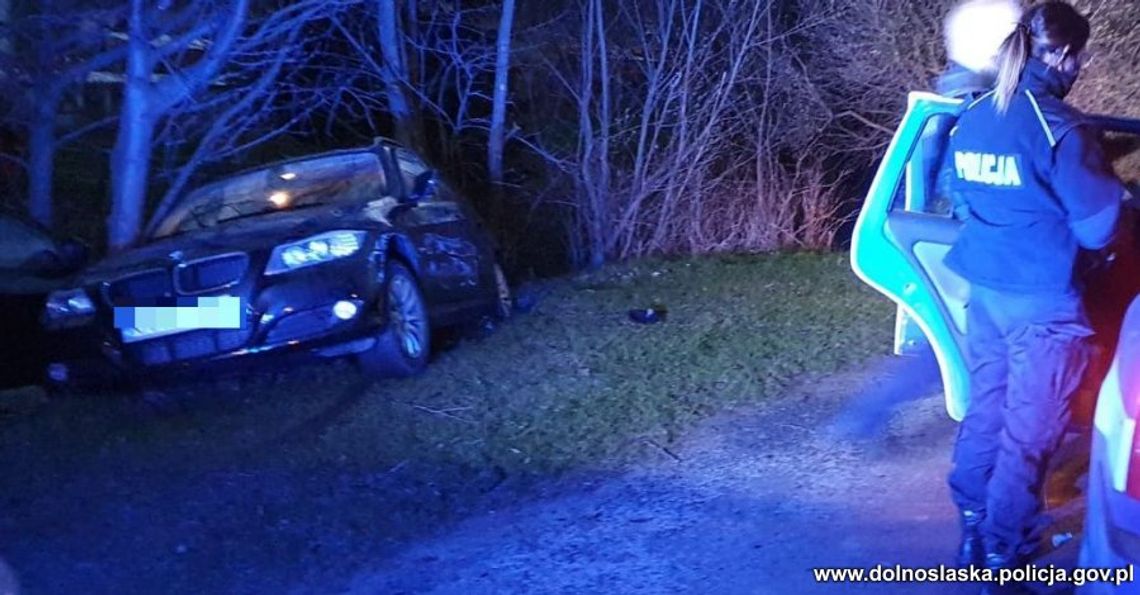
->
xmin=1015 ymin=22 xmax=1030 ymax=34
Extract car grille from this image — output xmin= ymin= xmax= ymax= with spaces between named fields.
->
xmin=126 ymin=327 xmax=254 ymax=366
xmin=176 ymin=253 xmax=249 ymax=294
xmin=104 ymin=253 xmax=248 ymax=305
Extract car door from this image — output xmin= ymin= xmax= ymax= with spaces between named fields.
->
xmin=851 ymin=92 xmax=971 ymax=420
xmin=853 ymin=94 xmax=1140 ymax=422
xmin=1078 ymin=118 xmax=1140 ymax=427
xmin=389 ymin=147 xmax=485 ymax=310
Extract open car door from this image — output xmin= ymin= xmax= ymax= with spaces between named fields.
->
xmin=853 ymin=92 xmax=1140 ymax=422
xmin=852 ymin=92 xmax=970 ymax=420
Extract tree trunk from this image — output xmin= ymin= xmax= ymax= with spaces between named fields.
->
xmin=26 ymin=98 xmax=57 ymax=227
xmin=576 ymin=0 xmax=599 ymax=269
xmin=404 ymin=0 xmax=419 ymax=89
xmin=487 ymin=0 xmax=516 ymax=187
xmin=108 ymin=0 xmax=152 ymax=251
xmin=378 ymin=0 xmax=415 ymax=147
xmin=0 ymin=0 xmax=10 ymax=55
xmin=109 ymin=95 xmax=154 ymax=251
xmin=592 ymin=0 xmax=610 ymax=265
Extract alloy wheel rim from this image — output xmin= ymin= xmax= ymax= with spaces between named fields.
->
xmin=388 ymin=275 xmax=426 ymax=359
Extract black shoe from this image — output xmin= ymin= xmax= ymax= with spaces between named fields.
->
xmin=983 ymin=549 xmax=1021 ymax=572
xmin=979 ymin=549 xmax=1033 ymax=595
xmin=956 ymin=509 xmax=985 ymax=567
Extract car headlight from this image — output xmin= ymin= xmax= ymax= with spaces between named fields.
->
xmin=44 ymin=288 xmax=96 ymax=324
xmin=265 ymin=230 xmax=367 ymax=275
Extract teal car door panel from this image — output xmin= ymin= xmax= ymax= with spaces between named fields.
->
xmin=851 ymin=92 xmax=971 ymax=420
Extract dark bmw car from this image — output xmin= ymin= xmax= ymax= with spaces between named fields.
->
xmin=43 ymin=141 xmax=510 ymax=386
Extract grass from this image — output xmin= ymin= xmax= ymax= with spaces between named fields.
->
xmin=2 ymin=252 xmax=894 ymax=483
xmin=0 ymin=251 xmax=897 ymax=594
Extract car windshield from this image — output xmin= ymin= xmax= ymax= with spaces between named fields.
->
xmin=154 ymin=152 xmax=387 ymax=238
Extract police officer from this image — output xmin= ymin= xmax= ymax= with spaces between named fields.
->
xmin=927 ymin=1 xmax=1024 ymax=219
xmin=941 ymin=1 xmax=1128 ymax=590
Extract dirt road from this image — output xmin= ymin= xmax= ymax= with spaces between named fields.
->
xmin=2 ymin=356 xmax=1086 ymax=595
xmin=344 ymin=359 xmax=1085 ymax=595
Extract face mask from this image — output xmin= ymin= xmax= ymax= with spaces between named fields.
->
xmin=1042 ymin=49 xmax=1081 ymax=97
xmin=1054 ymin=65 xmax=1080 ymax=98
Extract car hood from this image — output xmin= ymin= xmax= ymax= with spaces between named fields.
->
xmin=78 ymin=204 xmax=381 ymax=285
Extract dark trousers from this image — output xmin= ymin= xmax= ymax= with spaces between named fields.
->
xmin=948 ymin=284 xmax=1092 ymax=557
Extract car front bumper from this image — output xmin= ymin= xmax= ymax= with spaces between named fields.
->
xmin=49 ymin=255 xmax=389 ymax=386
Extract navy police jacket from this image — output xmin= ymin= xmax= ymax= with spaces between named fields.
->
xmin=943 ymin=58 xmax=1124 ymax=294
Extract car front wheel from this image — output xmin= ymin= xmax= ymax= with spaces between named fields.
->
xmin=357 ymin=260 xmax=430 ymax=378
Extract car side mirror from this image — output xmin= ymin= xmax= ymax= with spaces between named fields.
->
xmin=410 ymin=171 xmax=437 ymax=203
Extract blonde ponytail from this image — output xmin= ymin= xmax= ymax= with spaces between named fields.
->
xmin=993 ymin=25 xmax=1030 ymax=114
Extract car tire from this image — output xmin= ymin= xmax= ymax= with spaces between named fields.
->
xmin=493 ymin=263 xmax=512 ymax=320
xmin=357 ymin=260 xmax=430 ymax=378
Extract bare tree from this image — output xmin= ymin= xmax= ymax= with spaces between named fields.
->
xmin=546 ymin=0 xmax=794 ymax=261
xmin=377 ymin=0 xmax=417 ymax=148
xmin=144 ymin=2 xmax=356 ymax=236
xmin=487 ymin=0 xmax=516 ymax=188
xmin=791 ymin=0 xmax=948 ymax=162
xmin=0 ymin=0 xmax=10 ymax=54
xmin=0 ymin=1 xmax=124 ymax=227
xmin=11 ymin=0 xmax=1120 ymax=265
xmin=108 ymin=0 xmax=357 ymax=250
xmin=109 ymin=0 xmax=250 ymax=250
xmin=328 ymin=2 xmax=506 ymax=167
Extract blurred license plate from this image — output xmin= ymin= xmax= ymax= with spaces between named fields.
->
xmin=116 ymin=296 xmax=243 ymax=343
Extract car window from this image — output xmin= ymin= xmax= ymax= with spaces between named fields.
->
xmin=156 ymin=152 xmax=389 ymax=238
xmin=890 ymin=114 xmax=959 ymax=217
xmin=0 ymin=215 xmax=55 ymax=269
xmin=395 ymin=148 xmax=430 ymax=197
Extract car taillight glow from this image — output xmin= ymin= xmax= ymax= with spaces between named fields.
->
xmin=1129 ymin=399 xmax=1140 ymax=499
xmin=1119 ymin=302 xmax=1140 ymax=499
